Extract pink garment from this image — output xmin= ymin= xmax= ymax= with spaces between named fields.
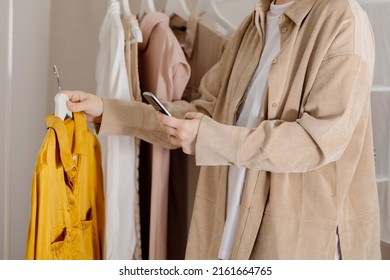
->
xmin=138 ymin=12 xmax=190 ymax=260
xmin=167 ymin=14 xmax=227 ymax=259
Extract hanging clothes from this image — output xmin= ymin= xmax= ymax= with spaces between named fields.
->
xmin=122 ymin=13 xmax=143 ymax=260
xmin=167 ymin=14 xmax=228 ymax=259
xmin=96 ymin=0 xmax=138 ymax=260
xmin=124 ymin=15 xmax=142 ymax=103
xmin=183 ymin=14 xmax=228 ymax=101
xmin=26 ymin=113 xmax=104 ymax=260
xmin=138 ymin=11 xmax=191 ymax=260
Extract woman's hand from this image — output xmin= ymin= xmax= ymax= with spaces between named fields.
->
xmin=64 ymin=91 xmax=103 ymax=123
xmin=157 ymin=112 xmax=204 ymax=155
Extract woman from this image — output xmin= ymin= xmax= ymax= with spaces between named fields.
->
xmin=66 ymin=0 xmax=381 ymax=259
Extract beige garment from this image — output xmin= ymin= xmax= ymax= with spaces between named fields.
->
xmin=138 ymin=12 xmax=190 ymax=260
xmin=167 ymin=14 xmax=228 ymax=259
xmin=123 ymin=14 xmax=142 ymax=260
xmin=183 ymin=15 xmax=228 ymax=101
xmin=100 ymin=0 xmax=381 ymax=259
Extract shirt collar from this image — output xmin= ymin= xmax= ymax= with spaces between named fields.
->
xmin=46 ymin=113 xmax=89 ymax=188
xmin=71 ymin=112 xmax=89 ymax=156
xmin=256 ymin=0 xmax=318 ymax=26
xmin=285 ymin=0 xmax=318 ymax=25
xmin=46 ymin=112 xmax=89 ymax=158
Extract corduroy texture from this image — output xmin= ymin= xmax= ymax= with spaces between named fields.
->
xmin=100 ymin=0 xmax=381 ymax=259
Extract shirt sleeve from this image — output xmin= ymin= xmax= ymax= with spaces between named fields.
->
xmin=98 ymin=17 xmax=245 ymax=148
xmin=195 ymin=53 xmax=373 ymax=173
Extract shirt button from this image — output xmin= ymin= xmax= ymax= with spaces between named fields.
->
xmin=272 ymin=102 xmax=278 ymax=108
xmin=272 ymin=57 xmax=278 ymax=64
xmin=281 ymin=27 xmax=288 ymax=33
xmin=72 ymin=155 xmax=78 ymax=161
xmin=279 ymin=15 xmax=286 ymax=23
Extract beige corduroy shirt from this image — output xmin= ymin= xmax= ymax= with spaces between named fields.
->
xmin=100 ymin=0 xmax=381 ymax=259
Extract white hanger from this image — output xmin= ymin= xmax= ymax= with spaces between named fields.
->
xmin=120 ymin=0 xmax=132 ymax=17
xmin=138 ymin=0 xmax=156 ymax=17
xmin=164 ymin=0 xmax=190 ymax=21
xmin=119 ymin=0 xmax=143 ymax=43
xmin=55 ymin=93 xmax=72 ymax=121
xmin=195 ymin=0 xmax=235 ymax=33
xmin=53 ymin=65 xmax=72 ymax=120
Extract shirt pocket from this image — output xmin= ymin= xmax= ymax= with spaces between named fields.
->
xmin=50 ymin=227 xmax=71 ymax=260
xmin=50 ymin=207 xmax=99 ymax=260
xmin=78 ymin=207 xmax=100 ymax=259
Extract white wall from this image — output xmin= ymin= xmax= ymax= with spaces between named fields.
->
xmin=0 ymin=0 xmax=51 ymax=260
xmin=0 ymin=0 xmax=10 ymax=261
xmin=46 ymin=0 xmax=108 ymax=114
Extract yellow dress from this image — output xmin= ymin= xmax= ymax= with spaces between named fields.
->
xmin=26 ymin=113 xmax=104 ymax=260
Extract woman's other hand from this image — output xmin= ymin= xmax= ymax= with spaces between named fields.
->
xmin=157 ymin=112 xmax=204 ymax=155
xmin=64 ymin=91 xmax=103 ymax=123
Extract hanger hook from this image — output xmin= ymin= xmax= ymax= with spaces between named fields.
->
xmin=53 ymin=64 xmax=62 ymax=93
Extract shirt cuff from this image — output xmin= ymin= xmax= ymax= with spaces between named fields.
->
xmin=195 ymin=116 xmax=246 ymax=167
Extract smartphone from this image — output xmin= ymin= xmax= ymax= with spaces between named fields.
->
xmin=143 ymin=91 xmax=172 ymax=116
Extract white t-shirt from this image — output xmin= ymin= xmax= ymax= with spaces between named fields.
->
xmin=218 ymin=1 xmax=294 ymax=260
